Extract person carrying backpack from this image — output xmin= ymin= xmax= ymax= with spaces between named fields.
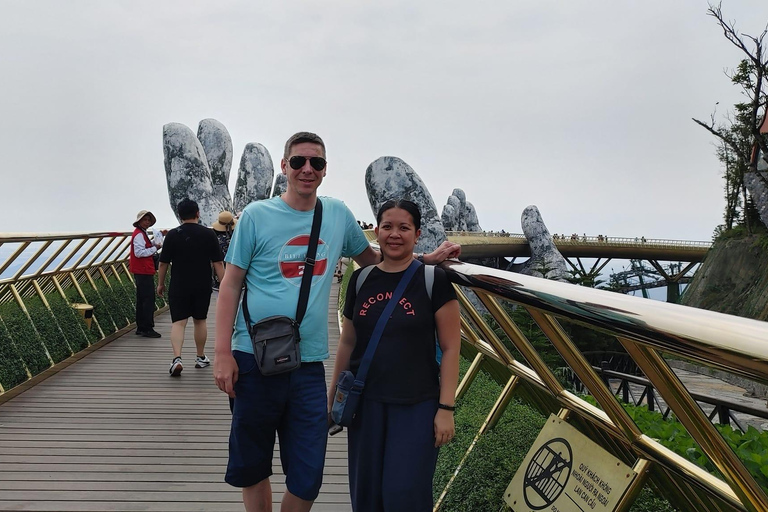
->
xmin=328 ymin=199 xmax=460 ymax=512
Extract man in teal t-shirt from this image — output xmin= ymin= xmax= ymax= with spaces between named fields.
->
xmin=214 ymin=131 xmax=460 ymax=512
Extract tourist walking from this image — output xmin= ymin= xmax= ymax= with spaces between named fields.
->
xmin=328 ymin=199 xmax=460 ymax=512
xmin=157 ymin=199 xmax=224 ymax=376
xmin=129 ymin=209 xmax=162 ymax=338
xmin=211 ymin=210 xmax=236 ymax=290
xmin=213 ymin=131 xmax=460 ymax=512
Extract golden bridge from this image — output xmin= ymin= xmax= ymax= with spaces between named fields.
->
xmin=1 ymin=230 xmax=766 ymax=512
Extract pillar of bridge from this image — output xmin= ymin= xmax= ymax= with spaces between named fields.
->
xmin=667 ymin=282 xmax=680 ymax=304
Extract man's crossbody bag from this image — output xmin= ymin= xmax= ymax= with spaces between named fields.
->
xmin=241 ymin=199 xmax=322 ymax=376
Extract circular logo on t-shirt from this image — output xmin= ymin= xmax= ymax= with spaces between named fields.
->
xmin=279 ymin=235 xmax=329 ymax=286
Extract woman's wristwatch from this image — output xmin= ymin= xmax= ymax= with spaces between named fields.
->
xmin=416 ymin=252 xmax=425 ymax=263
xmin=437 ymin=403 xmax=456 ymax=411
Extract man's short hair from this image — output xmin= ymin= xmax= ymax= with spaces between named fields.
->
xmin=284 ymin=132 xmax=326 ymax=159
xmin=177 ymin=198 xmax=199 ymax=221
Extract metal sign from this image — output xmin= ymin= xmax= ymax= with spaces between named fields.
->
xmin=504 ymin=415 xmax=636 ymax=512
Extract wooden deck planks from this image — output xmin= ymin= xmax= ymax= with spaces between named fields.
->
xmin=0 ymin=285 xmax=352 ymax=512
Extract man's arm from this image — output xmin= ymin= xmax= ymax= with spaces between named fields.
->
xmin=212 ymin=261 xmax=225 ymax=284
xmin=350 ymin=240 xmax=462 ymax=268
xmin=422 ymin=240 xmax=461 ymax=264
xmin=156 ymin=262 xmax=169 ymax=296
xmin=213 ymin=264 xmax=247 ymax=397
xmin=351 ymin=246 xmax=381 ymax=268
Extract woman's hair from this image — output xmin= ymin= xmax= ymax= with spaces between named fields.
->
xmin=376 ymin=199 xmax=422 ymax=230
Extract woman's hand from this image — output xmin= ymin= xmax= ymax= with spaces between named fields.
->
xmin=434 ymin=408 xmax=455 ymax=447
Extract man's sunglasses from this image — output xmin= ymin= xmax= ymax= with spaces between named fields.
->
xmin=288 ymin=156 xmax=327 ymax=171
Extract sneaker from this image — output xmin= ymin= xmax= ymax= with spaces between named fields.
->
xmin=143 ymin=329 xmax=162 ymax=338
xmin=135 ymin=329 xmax=146 ymax=336
xmin=195 ymin=355 xmax=211 ymax=368
xmin=169 ymin=357 xmax=183 ymax=376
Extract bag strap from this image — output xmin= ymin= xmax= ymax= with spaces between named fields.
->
xmin=295 ymin=199 xmax=323 ymax=324
xmin=353 ymin=259 xmax=421 ymax=388
xmin=355 ymin=265 xmax=376 ymax=295
xmin=424 ymin=264 xmax=434 ymax=300
xmin=242 ymin=199 xmax=323 ymax=334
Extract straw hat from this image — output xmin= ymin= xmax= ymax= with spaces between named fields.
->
xmin=212 ymin=211 xmax=236 ymax=231
xmin=133 ymin=210 xmax=156 ymax=228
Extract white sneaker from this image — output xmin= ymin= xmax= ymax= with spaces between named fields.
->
xmin=169 ymin=357 xmax=183 ymax=376
xmin=195 ymin=355 xmax=211 ymax=368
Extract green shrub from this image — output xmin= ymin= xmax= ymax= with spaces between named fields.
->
xmin=81 ymin=286 xmax=116 ymax=335
xmin=0 ymin=318 xmax=28 ymax=390
xmin=48 ymin=294 xmax=89 ymax=351
xmin=109 ymin=276 xmax=136 ymax=312
xmin=0 ymin=302 xmax=50 ymax=376
xmin=153 ymin=273 xmax=169 ymax=309
xmin=435 ymin=360 xmax=547 ymax=511
xmin=26 ymin=296 xmax=71 ymax=363
xmin=434 ymin=359 xmax=501 ymax=495
xmin=434 ymin=359 xmax=678 ymax=512
xmin=94 ymin=278 xmax=129 ymax=329
xmin=611 ymin=397 xmax=768 ymax=490
xmin=108 ymin=276 xmax=135 ymax=320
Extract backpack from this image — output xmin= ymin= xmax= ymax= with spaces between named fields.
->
xmin=355 ymin=264 xmax=443 ymax=364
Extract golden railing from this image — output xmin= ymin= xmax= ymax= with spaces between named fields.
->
xmin=0 ymin=231 xmax=167 ymax=395
xmin=436 ymin=259 xmax=768 ymax=512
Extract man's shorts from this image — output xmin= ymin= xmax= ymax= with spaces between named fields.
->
xmin=225 ymin=350 xmax=328 ymax=501
xmin=168 ymin=287 xmax=211 ymax=322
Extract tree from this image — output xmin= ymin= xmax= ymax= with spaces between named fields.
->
xmin=693 ymin=3 xmax=768 ymax=234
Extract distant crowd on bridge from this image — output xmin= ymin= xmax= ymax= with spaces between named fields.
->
xmin=552 ymin=233 xmax=647 ymax=243
xmin=357 ymin=220 xmax=374 ymax=229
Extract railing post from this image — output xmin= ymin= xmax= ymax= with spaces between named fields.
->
xmin=718 ymin=406 xmax=731 ymax=427
xmin=601 ymin=360 xmax=611 ymax=387
xmin=455 ymin=352 xmax=483 ymax=402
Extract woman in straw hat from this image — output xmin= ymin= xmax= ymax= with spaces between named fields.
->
xmin=211 ymin=211 xmax=237 ymax=290
xmin=130 ymin=210 xmax=162 ymax=338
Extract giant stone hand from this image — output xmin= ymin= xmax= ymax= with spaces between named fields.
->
xmin=364 ymin=156 xmax=568 ymax=283
xmin=162 ymin=119 xmax=275 ymax=226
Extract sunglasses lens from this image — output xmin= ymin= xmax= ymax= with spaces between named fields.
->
xmin=309 ymin=157 xmax=326 ymax=171
xmin=288 ymin=156 xmax=326 ymax=171
xmin=289 ymin=156 xmax=306 ymax=170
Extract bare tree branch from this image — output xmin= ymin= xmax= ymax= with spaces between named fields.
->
xmin=692 ymin=117 xmax=749 ymax=162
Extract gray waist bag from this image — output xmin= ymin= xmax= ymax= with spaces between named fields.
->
xmin=240 ymin=199 xmax=322 ymax=377
xmin=250 ymin=316 xmax=301 ymax=375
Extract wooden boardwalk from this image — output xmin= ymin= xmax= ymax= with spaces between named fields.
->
xmin=0 ymin=284 xmax=351 ymax=511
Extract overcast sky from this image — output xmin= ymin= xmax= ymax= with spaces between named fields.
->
xmin=2 ymin=1 xmax=767 ymax=242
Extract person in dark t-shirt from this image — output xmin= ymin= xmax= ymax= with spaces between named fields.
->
xmin=157 ymin=199 xmax=224 ymax=377
xmin=328 ymin=199 xmax=461 ymax=512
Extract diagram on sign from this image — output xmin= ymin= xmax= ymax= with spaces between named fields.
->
xmin=523 ymin=437 xmax=573 ymax=510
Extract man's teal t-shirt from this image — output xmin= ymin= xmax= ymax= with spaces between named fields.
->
xmin=226 ymin=196 xmax=370 ymax=362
